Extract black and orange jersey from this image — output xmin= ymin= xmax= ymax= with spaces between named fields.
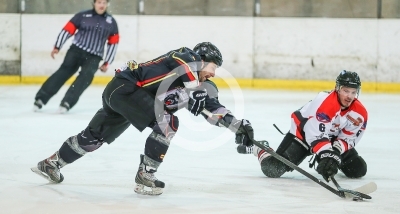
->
xmin=290 ymin=91 xmax=368 ymax=155
xmin=115 ymin=47 xmax=228 ymax=116
xmin=54 ymin=9 xmax=119 ymax=65
xmin=115 ymin=47 xmax=202 ymax=95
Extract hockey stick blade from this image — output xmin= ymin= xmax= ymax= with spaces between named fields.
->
xmin=351 ymin=181 xmax=377 ymax=196
xmin=331 ymin=176 xmax=374 ymax=199
xmin=252 ymin=140 xmax=345 ymax=198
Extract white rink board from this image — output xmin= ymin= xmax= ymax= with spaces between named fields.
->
xmin=0 ymin=14 xmax=20 ymax=61
xmin=377 ymin=19 xmax=400 ymax=82
xmin=1 ymin=13 xmax=400 ymax=82
xmin=136 ymin=16 xmax=254 ymax=78
xmin=253 ymin=18 xmax=378 ymax=80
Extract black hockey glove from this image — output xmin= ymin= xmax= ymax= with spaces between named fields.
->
xmin=316 ymin=149 xmax=342 ymax=182
xmin=187 ymin=90 xmax=207 ymax=116
xmin=234 ymin=119 xmax=254 ymax=147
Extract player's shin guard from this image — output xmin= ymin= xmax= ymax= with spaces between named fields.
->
xmin=257 ymin=133 xmax=310 ymax=178
xmin=134 ymin=114 xmax=177 ymax=195
xmin=134 ymin=154 xmax=165 ymax=196
xmin=254 ymin=146 xmax=288 ymax=178
xmin=32 ymin=130 xmax=103 ymax=183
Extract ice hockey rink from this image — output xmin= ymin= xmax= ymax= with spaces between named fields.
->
xmin=0 ymin=84 xmax=399 ymax=214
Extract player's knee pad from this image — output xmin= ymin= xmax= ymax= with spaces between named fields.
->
xmin=260 ymin=133 xmax=310 ymax=177
xmin=144 ymin=131 xmax=170 ymax=163
xmin=260 ymin=156 xmax=290 ymax=178
xmin=152 ymin=114 xmax=179 ymax=140
xmin=77 ymin=127 xmax=104 ymax=152
xmin=340 ymin=149 xmax=367 ymax=178
xmin=276 ymin=133 xmax=310 ymax=168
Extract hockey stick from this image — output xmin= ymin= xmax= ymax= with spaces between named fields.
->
xmin=252 ymin=140 xmax=347 ymax=198
xmin=273 ymin=124 xmax=285 ymax=135
xmin=201 ymin=109 xmax=374 ymax=199
xmin=331 ymin=176 xmax=372 ymax=200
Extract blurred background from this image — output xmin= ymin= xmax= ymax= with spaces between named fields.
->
xmin=1 ymin=0 xmax=399 ymax=92
xmin=2 ymin=0 xmax=399 ymax=17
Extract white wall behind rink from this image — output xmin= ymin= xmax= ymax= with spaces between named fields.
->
xmin=2 ymin=14 xmax=400 ymax=82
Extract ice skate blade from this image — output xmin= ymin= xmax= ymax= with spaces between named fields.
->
xmin=58 ymin=107 xmax=68 ymax=114
xmin=33 ymin=106 xmax=41 ymax=112
xmin=134 ymin=184 xmax=163 ymax=196
xmin=31 ymin=167 xmax=59 ymax=183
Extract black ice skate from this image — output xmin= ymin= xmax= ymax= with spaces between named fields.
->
xmin=59 ymin=102 xmax=70 ymax=114
xmin=134 ymin=154 xmax=165 ymax=196
xmin=33 ymin=99 xmax=44 ymax=112
xmin=31 ymin=151 xmax=67 ymax=183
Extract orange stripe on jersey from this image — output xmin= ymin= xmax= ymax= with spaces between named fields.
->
xmin=312 ymin=141 xmax=330 ymax=153
xmin=136 ymin=73 xmax=177 ymax=87
xmin=63 ymin=21 xmax=77 ymax=35
xmin=139 ymin=57 xmax=166 ymax=67
xmin=136 ymin=73 xmax=169 ymax=87
xmin=172 ymin=54 xmax=196 ymax=81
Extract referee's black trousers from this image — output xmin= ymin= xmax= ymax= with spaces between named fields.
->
xmin=35 ymin=45 xmax=101 ymax=109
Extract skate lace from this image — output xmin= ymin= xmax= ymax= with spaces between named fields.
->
xmin=47 ymin=155 xmax=62 ymax=171
xmin=142 ymin=171 xmax=157 ymax=182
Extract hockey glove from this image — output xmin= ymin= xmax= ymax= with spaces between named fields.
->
xmin=237 ymin=144 xmax=254 ymax=154
xmin=234 ymin=119 xmax=254 ymax=148
xmin=316 ymin=149 xmax=342 ymax=182
xmin=187 ymin=90 xmax=207 ymax=116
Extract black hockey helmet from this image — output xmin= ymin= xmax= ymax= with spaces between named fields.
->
xmin=335 ymin=70 xmax=361 ymax=96
xmin=336 ymin=70 xmax=361 ymax=89
xmin=193 ymin=42 xmax=223 ymax=67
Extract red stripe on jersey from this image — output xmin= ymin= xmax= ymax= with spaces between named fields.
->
xmin=316 ymin=91 xmax=341 ymax=122
xmin=170 ymin=116 xmax=177 ymax=131
xmin=291 ymin=112 xmax=301 ymax=126
xmin=63 ymin=21 xmax=77 ymax=35
xmin=342 ymin=129 xmax=353 ymax=135
xmin=291 ymin=113 xmax=304 ymax=140
xmin=173 ymin=57 xmax=196 ymax=81
xmin=295 ymin=129 xmax=303 ymax=140
xmin=312 ymin=141 xmax=330 ymax=153
xmin=135 ymin=73 xmax=170 ymax=87
xmin=339 ymin=139 xmax=349 ymax=152
xmin=108 ymin=34 xmax=119 ymax=44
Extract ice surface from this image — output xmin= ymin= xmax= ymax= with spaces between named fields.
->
xmin=0 ymin=85 xmax=399 ymax=214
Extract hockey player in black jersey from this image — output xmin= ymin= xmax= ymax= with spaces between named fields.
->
xmin=31 ymin=42 xmax=255 ymax=195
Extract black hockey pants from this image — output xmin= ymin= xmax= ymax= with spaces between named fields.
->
xmin=58 ymin=77 xmax=175 ymax=164
xmin=35 ymin=45 xmax=101 ymax=109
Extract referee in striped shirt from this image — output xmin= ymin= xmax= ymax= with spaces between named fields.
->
xmin=34 ymin=0 xmax=119 ymax=113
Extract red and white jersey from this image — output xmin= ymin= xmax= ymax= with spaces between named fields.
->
xmin=290 ymin=90 xmax=368 ymax=155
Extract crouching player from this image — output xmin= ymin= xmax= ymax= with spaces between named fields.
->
xmin=255 ymin=71 xmax=368 ymax=182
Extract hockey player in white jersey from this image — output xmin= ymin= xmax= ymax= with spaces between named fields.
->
xmin=255 ymin=70 xmax=368 ymax=182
